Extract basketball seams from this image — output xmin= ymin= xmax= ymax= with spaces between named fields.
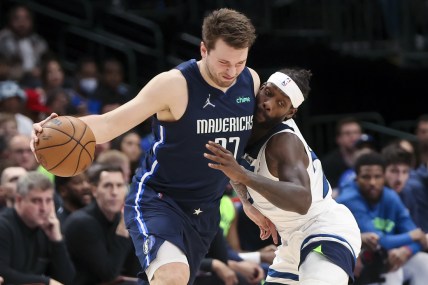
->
xmin=35 ymin=116 xmax=95 ymax=177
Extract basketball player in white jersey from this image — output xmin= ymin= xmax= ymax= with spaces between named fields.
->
xmin=205 ymin=68 xmax=361 ymax=285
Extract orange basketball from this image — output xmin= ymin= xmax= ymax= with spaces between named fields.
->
xmin=35 ymin=116 xmax=96 ymax=177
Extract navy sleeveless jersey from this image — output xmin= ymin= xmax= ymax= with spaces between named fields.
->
xmin=133 ymin=59 xmax=255 ymax=209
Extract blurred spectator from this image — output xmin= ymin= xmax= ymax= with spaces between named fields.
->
xmin=0 ymin=80 xmax=34 ymax=136
xmin=45 ymin=88 xmax=73 ymax=116
xmin=55 ymin=172 xmax=92 ymax=224
xmin=40 ymin=56 xmax=87 ymax=116
xmin=382 ymin=142 xmax=413 ymax=195
xmin=196 ymin=229 xmax=264 ymax=285
xmin=336 ymin=133 xmax=377 ymax=197
xmin=110 ymin=130 xmax=142 ymax=181
xmin=393 ymin=115 xmax=428 ymax=233
xmin=0 ymin=5 xmax=48 ymax=82
xmin=0 ymin=54 xmax=11 ymax=81
xmin=73 ymin=56 xmax=99 ymax=99
xmin=0 ymin=171 xmax=75 ymax=284
xmin=0 ymin=166 xmax=27 ymax=211
xmin=337 ymin=152 xmax=428 ymax=285
xmin=63 ymin=164 xmax=135 ymax=284
xmin=96 ymin=150 xmax=131 ymax=184
xmin=322 ymin=117 xmax=363 ymax=189
xmin=89 ymin=58 xmax=131 ymax=114
xmin=5 ymin=134 xmax=38 ymax=171
xmin=415 ymin=114 xmax=428 ymax=166
xmin=24 ymin=88 xmax=50 ymax=122
xmin=0 ymin=112 xmax=19 ymax=141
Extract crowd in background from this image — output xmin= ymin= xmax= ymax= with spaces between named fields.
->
xmin=1 ymin=3 xmax=428 ymax=285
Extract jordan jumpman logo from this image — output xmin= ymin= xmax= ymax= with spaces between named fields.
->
xmin=203 ymin=94 xmax=215 ymax=108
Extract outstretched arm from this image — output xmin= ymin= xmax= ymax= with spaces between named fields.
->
xmin=230 ymin=182 xmax=278 ymax=244
xmin=205 ymin=132 xmax=312 ymax=215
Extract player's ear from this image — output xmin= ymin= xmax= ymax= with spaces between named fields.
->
xmin=288 ymin=107 xmax=298 ymax=119
xmin=200 ymin=42 xmax=208 ymax=58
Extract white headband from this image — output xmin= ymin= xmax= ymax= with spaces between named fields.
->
xmin=267 ymin=72 xmax=304 ymax=108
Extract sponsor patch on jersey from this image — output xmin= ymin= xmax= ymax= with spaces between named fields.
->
xmin=236 ymin=96 xmax=251 ymax=104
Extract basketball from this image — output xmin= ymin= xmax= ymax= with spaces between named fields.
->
xmin=35 ymin=116 xmax=96 ymax=177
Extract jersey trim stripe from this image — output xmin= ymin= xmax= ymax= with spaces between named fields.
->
xmin=134 ymin=125 xmax=165 ymax=267
xmin=267 ymin=268 xmax=299 ymax=281
xmin=300 ymin=233 xmax=357 ymax=260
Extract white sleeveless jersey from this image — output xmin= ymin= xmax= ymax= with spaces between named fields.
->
xmin=246 ymin=118 xmax=335 ymax=235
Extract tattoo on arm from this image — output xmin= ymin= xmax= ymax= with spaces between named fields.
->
xmin=230 ymin=180 xmax=251 ymax=205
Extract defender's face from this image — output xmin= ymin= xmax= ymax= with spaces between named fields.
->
xmin=356 ymin=165 xmax=384 ymax=204
xmin=254 ymin=83 xmax=294 ymax=126
xmin=202 ymin=39 xmax=248 ymax=88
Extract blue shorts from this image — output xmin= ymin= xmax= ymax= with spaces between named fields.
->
xmin=124 ymin=182 xmax=220 ymax=283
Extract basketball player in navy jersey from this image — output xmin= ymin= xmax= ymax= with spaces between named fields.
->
xmin=205 ymin=68 xmax=361 ymax=285
xmin=32 ymin=8 xmax=260 ymax=285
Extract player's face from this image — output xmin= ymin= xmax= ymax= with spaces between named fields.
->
xmin=15 ymin=188 xmax=54 ymax=228
xmin=254 ymin=83 xmax=295 ymax=126
xmin=93 ymin=171 xmax=127 ymax=220
xmin=202 ymin=39 xmax=248 ymax=88
xmin=384 ymin=163 xmax=410 ymax=193
xmin=356 ymin=165 xmax=384 ymax=204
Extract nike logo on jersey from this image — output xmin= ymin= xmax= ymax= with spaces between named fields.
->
xmin=203 ymin=94 xmax=215 ymax=108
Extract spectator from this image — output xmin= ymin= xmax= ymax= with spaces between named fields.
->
xmin=96 ymin=150 xmax=131 ymax=184
xmin=63 ymin=164 xmax=135 ymax=284
xmin=415 ymin=114 xmax=428 ymax=167
xmin=89 ymin=58 xmax=131 ymax=114
xmin=40 ymin=56 xmax=86 ymax=116
xmin=322 ymin=117 xmax=363 ymax=189
xmin=0 ymin=112 xmax=19 ymax=141
xmin=73 ymin=56 xmax=99 ymax=99
xmin=110 ymin=130 xmax=142 ymax=181
xmin=0 ymin=171 xmax=75 ymax=284
xmin=0 ymin=166 xmax=27 ymax=211
xmin=0 ymin=54 xmax=11 ymax=81
xmin=0 ymin=5 xmax=48 ymax=82
xmin=196 ymin=229 xmax=264 ymax=285
xmin=5 ymin=134 xmax=38 ymax=171
xmin=336 ymin=133 xmax=377 ymax=197
xmin=55 ymin=172 xmax=92 ymax=224
xmin=397 ymin=115 xmax=428 ymax=233
xmin=24 ymin=88 xmax=50 ymax=122
xmin=0 ymin=80 xmax=33 ymax=136
xmin=337 ymin=152 xmax=428 ymax=285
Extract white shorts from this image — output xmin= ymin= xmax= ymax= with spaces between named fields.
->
xmin=266 ymin=202 xmax=361 ymax=284
xmin=145 ymin=240 xmax=189 ymax=281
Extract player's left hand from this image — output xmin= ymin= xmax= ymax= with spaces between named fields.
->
xmin=204 ymin=141 xmax=247 ymax=183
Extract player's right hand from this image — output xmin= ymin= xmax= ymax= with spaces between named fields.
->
xmin=30 ymin=113 xmax=58 ymax=155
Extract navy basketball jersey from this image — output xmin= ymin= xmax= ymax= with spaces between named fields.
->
xmin=133 ymin=59 xmax=255 ymax=209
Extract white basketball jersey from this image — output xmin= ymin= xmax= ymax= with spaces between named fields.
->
xmin=246 ymin=118 xmax=334 ymax=235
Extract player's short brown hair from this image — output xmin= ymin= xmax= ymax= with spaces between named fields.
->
xmin=202 ymin=8 xmax=256 ymax=51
